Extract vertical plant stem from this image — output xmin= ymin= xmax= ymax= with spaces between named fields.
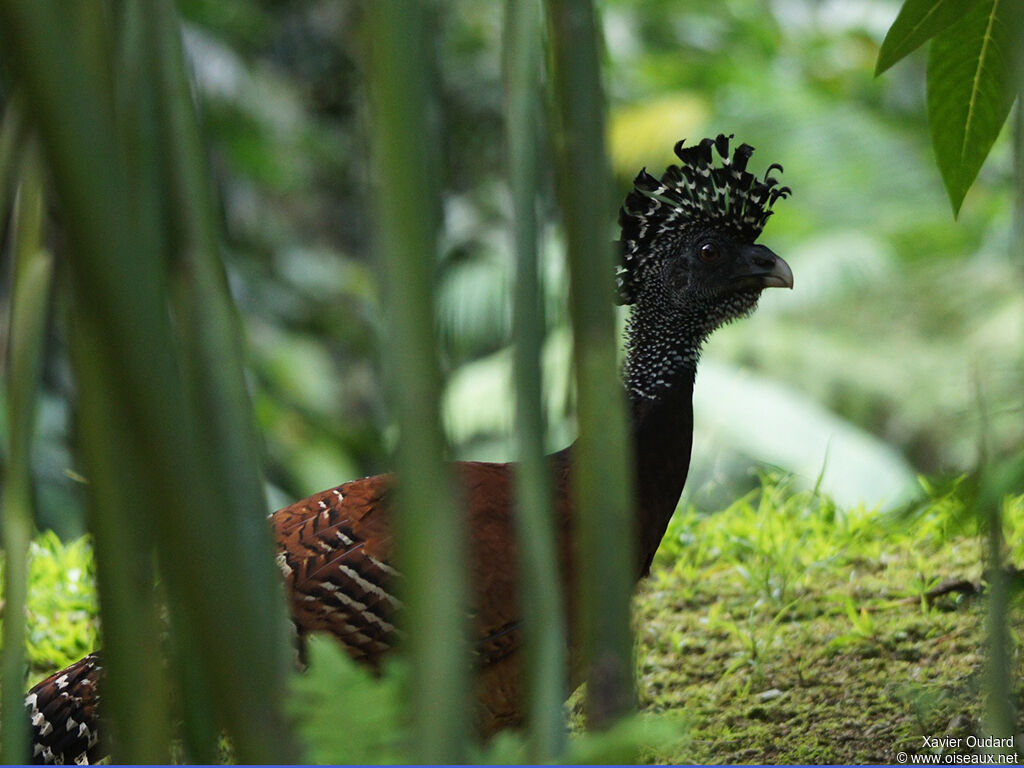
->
xmin=113 ymin=3 xmax=223 ymax=761
xmin=0 ymin=0 xmax=294 ymax=761
xmin=978 ymin=94 xmax=1023 ymax=757
xmin=1 ymin=145 xmax=50 ymax=766
xmin=14 ymin=2 xmax=177 ymax=759
xmin=1016 ymin=98 xmax=1023 ymax=251
xmin=981 ymin=496 xmax=1014 ymax=753
xmin=66 ymin=302 xmax=173 ymax=764
xmin=504 ymin=0 xmax=568 ymax=759
xmin=365 ymin=2 xmax=469 ymax=761
xmin=544 ymin=0 xmax=635 ymax=730
xmin=0 ymin=100 xmax=26 ymax=235
xmin=145 ymin=1 xmax=294 ymax=760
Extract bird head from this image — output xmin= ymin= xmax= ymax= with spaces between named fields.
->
xmin=617 ymin=134 xmax=793 ymax=331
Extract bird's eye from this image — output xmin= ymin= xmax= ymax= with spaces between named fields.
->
xmin=699 ymin=242 xmax=721 ymax=262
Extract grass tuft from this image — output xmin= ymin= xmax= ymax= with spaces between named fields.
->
xmin=637 ymin=472 xmax=1024 ymax=764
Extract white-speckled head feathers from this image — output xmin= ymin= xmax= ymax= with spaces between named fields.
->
xmin=617 ymin=134 xmax=790 ymax=305
xmin=618 ymin=135 xmax=793 ymax=402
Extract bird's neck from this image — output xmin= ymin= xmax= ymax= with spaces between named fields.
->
xmin=623 ymin=301 xmax=707 ymax=575
xmin=623 ymin=299 xmax=708 ymax=402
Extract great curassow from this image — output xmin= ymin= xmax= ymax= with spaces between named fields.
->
xmin=24 ymin=134 xmax=793 ymax=764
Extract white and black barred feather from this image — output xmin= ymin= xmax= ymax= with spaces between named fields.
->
xmin=25 ymin=653 xmax=104 ymax=765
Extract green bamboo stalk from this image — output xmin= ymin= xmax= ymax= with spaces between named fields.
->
xmin=365 ymin=2 xmax=470 ymax=761
xmin=1 ymin=2 xmax=176 ymax=761
xmin=0 ymin=99 xmax=26 ymax=240
xmin=978 ymin=48 xmax=1023 ymax=755
xmin=544 ymin=0 xmax=636 ymax=729
xmin=112 ymin=4 xmax=222 ymax=761
xmin=1 ymin=144 xmax=50 ymax=766
xmin=981 ymin=497 xmax=1014 ymax=755
xmin=1017 ymin=90 xmax=1023 ymax=253
xmin=503 ymin=0 xmax=568 ymax=759
xmin=977 ymin=96 xmax=1024 ymax=760
xmin=0 ymin=0 xmax=251 ymax=761
xmin=144 ymin=1 xmax=294 ymax=760
xmin=65 ymin=300 xmax=173 ymax=764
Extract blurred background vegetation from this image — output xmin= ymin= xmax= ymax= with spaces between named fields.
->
xmin=1 ymin=0 xmax=1019 ymax=539
xmin=0 ymin=0 xmax=1021 ymax=763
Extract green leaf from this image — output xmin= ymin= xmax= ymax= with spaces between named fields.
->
xmin=288 ymin=636 xmax=409 ymax=764
xmin=2 ymin=145 xmax=51 ymax=766
xmin=875 ymin=0 xmax=983 ymax=76
xmin=926 ymin=0 xmax=1021 ymax=216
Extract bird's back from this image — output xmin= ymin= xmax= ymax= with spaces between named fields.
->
xmin=274 ymin=452 xmax=575 ymax=732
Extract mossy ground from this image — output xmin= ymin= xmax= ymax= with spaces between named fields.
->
xmin=629 ymin=476 xmax=1024 ymax=764
xmin=6 ymin=476 xmax=1024 ymax=764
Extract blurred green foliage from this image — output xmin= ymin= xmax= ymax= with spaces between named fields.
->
xmin=0 ymin=532 xmax=98 ymax=680
xmin=2 ymin=0 xmax=1020 ymax=762
xmin=1 ymin=0 xmax=1020 ymax=526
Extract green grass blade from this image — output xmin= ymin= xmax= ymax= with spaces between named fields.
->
xmin=143 ymin=1 xmax=294 ymax=760
xmin=1016 ymin=37 xmax=1024 ymax=255
xmin=504 ymin=0 xmax=568 ymax=759
xmin=365 ymin=2 xmax=470 ymax=761
xmin=977 ymin=97 xmax=1023 ymax=758
xmin=980 ymin=495 xmax=1015 ymax=753
xmin=876 ymin=0 xmax=983 ymax=76
xmin=0 ymin=0 xmax=262 ymax=760
xmin=65 ymin=301 xmax=173 ymax=764
xmin=545 ymin=0 xmax=635 ymax=730
xmin=0 ymin=99 xmax=26 ymax=244
xmin=1 ymin=145 xmax=51 ymax=766
xmin=926 ymin=0 xmax=1022 ymax=216
xmin=110 ymin=2 xmax=222 ymax=761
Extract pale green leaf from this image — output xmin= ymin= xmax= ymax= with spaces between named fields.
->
xmin=692 ymin=360 xmax=918 ymax=512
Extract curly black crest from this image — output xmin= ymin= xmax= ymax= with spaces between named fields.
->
xmin=617 ymin=134 xmax=790 ymax=304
